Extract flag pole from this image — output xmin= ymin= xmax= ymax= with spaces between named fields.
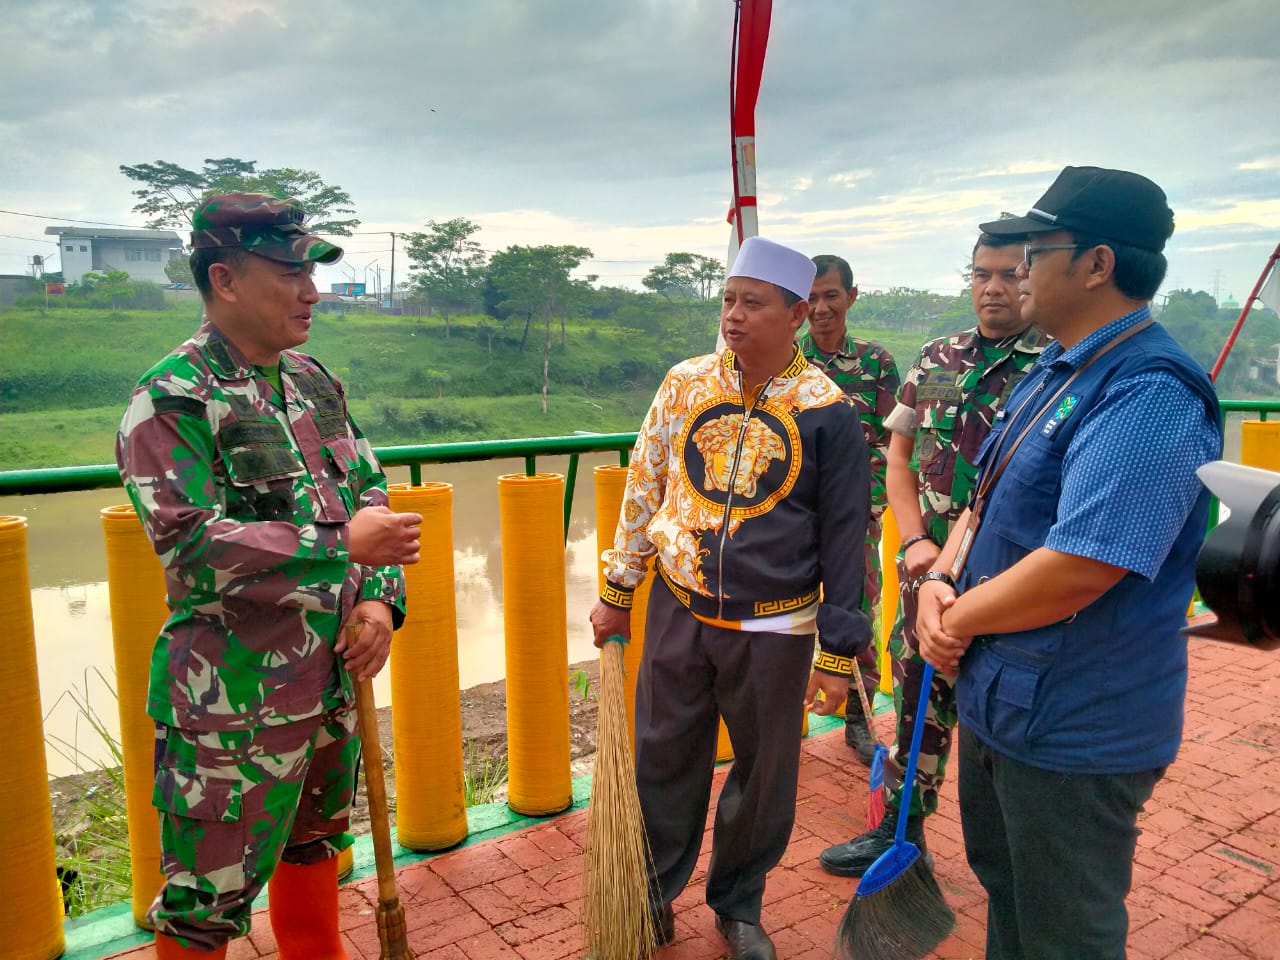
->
xmin=1208 ymin=241 xmax=1280 ymax=383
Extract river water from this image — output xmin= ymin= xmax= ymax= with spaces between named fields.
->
xmin=2 ymin=455 xmax=616 ymax=777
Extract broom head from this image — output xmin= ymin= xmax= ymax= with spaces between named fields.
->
xmin=834 ymin=840 xmax=955 ymax=960
xmin=375 ymin=894 xmax=415 ymax=959
xmin=866 ymin=744 xmax=888 ymax=829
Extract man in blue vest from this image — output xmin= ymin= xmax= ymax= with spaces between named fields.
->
xmin=914 ymin=166 xmax=1222 ymax=959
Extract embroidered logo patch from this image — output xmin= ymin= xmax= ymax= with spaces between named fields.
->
xmin=1041 ymin=394 xmax=1079 ymax=438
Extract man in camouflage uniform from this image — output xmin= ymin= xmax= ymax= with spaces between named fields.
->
xmin=798 ymin=254 xmax=900 ymax=764
xmin=819 ymin=232 xmax=1044 ymax=876
xmin=116 ymin=193 xmax=422 ymax=959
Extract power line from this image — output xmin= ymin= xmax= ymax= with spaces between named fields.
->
xmin=0 ymin=208 xmax=146 ymax=229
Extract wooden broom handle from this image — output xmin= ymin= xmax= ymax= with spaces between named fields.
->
xmin=349 ymin=625 xmax=400 ymax=904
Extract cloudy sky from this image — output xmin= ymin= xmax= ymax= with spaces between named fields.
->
xmin=1 ymin=0 xmax=1277 ymax=300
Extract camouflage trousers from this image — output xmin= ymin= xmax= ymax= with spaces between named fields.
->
xmin=845 ymin=514 xmax=883 ymax=719
xmin=148 ymin=706 xmax=359 ymax=950
xmin=887 ymin=551 xmax=957 ymax=818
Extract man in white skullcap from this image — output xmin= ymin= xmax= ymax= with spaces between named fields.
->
xmin=590 ymin=236 xmax=873 ymax=959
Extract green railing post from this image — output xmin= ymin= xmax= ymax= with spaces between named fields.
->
xmin=524 ymin=455 xmax=537 ymax=477
xmin=563 ymin=454 xmax=579 ymax=543
xmin=409 ymin=463 xmax=422 ymax=485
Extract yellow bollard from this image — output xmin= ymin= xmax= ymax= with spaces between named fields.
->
xmin=387 ymin=483 xmax=468 ymax=850
xmin=337 ymin=844 xmax=354 ymax=882
xmin=592 ymin=464 xmax=652 ymax=754
xmin=0 ymin=516 xmax=66 ymax=960
xmin=1241 ymin=420 xmax=1280 ymax=471
xmin=878 ymin=506 xmax=901 ymax=695
xmin=716 ymin=717 xmax=734 ymax=762
xmin=499 ymin=473 xmax=572 ymax=816
xmin=101 ymin=504 xmax=169 ymax=929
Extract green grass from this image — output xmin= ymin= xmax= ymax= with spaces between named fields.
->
xmin=462 ymin=741 xmax=509 ymax=807
xmin=0 ymin=302 xmax=939 ymax=470
xmin=45 ymin=670 xmax=133 ymax=918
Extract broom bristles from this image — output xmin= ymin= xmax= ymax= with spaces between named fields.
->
xmin=580 ymin=639 xmax=660 ymax=960
xmin=375 ymin=897 xmax=414 ymax=959
xmin=835 ymin=856 xmax=955 ymax=960
xmin=866 ymin=744 xmax=889 ymax=829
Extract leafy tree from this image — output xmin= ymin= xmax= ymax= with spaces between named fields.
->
xmin=642 ymin=252 xmax=724 ymax=300
xmin=403 ymin=218 xmax=485 ymax=339
xmin=487 ymin=244 xmax=593 ymax=411
xmin=164 ymin=256 xmax=195 ymax=287
xmin=118 ymin=158 xmax=360 ymax=235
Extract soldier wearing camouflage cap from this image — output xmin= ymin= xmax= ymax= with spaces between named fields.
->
xmin=116 ymin=193 xmax=421 ymax=959
xmin=819 ymin=231 xmax=1045 ymax=878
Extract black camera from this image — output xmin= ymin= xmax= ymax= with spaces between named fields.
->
xmin=1185 ymin=461 xmax=1280 ymax=650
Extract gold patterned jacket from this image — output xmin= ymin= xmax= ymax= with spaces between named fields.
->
xmin=601 ymin=346 xmax=873 ymax=674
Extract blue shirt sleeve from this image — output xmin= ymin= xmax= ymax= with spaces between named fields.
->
xmin=1045 ymin=371 xmax=1222 ymax=579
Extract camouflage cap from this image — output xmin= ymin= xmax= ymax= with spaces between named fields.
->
xmin=191 ymin=192 xmax=344 ymax=264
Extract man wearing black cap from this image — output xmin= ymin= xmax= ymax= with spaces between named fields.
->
xmin=116 ymin=193 xmax=421 ymax=958
xmin=914 ymin=167 xmax=1222 ymax=958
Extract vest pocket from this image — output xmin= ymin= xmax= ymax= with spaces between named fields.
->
xmin=971 ymin=635 xmax=1058 ymax=749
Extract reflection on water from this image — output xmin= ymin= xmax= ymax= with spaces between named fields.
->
xmin=2 ymin=455 xmax=619 ymax=776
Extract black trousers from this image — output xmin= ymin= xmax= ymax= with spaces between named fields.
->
xmin=634 ymin=575 xmax=815 ymax=923
xmin=959 ymin=726 xmax=1164 ymax=960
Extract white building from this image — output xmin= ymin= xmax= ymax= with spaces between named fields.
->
xmin=45 ymin=227 xmax=183 ymax=284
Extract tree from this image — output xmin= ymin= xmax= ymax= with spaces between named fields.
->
xmin=119 ymin=158 xmax=360 ymax=235
xmin=164 ymin=256 xmax=195 ymax=287
xmin=487 ymin=244 xmax=593 ymax=412
xmin=642 ymin=252 xmax=724 ymax=300
xmin=403 ymin=218 xmax=485 ymax=339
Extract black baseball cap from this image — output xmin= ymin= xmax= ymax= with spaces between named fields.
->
xmin=981 ymin=166 xmax=1175 ymax=253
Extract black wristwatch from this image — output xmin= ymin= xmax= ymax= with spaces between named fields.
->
xmin=912 ymin=570 xmax=956 ymax=596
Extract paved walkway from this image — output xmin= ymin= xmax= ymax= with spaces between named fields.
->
xmin=96 ymin=637 xmax=1280 ymax=959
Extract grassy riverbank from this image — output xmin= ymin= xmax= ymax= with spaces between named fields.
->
xmin=0 ymin=303 xmax=932 ymax=470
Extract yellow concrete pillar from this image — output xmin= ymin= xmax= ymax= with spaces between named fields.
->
xmin=1241 ymin=420 xmax=1280 ymax=471
xmin=387 ymin=483 xmax=467 ymax=850
xmin=499 ymin=473 xmax=572 ymax=816
xmin=0 ymin=516 xmax=67 ymax=959
xmin=879 ymin=507 xmax=901 ymax=695
xmin=100 ymin=504 xmax=168 ymax=929
xmin=592 ymin=464 xmax=653 ymax=754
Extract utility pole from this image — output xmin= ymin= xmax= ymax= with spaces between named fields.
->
xmin=389 ymin=232 xmax=396 ymax=311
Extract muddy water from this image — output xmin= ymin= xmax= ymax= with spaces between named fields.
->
xmin=2 ymin=455 xmax=618 ymax=776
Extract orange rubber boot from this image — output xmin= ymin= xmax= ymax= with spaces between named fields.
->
xmin=153 ymin=932 xmax=228 ymax=958
xmin=268 ymin=857 xmax=349 ymax=960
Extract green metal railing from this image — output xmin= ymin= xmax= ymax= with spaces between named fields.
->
xmin=0 ymin=433 xmax=639 ymax=541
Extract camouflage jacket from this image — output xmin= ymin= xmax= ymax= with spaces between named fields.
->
xmin=116 ymin=319 xmax=406 ymax=732
xmin=797 ymin=331 xmax=900 ymax=518
xmin=884 ymin=326 xmax=1046 ymax=545
xmin=600 ymin=346 xmax=873 ymax=665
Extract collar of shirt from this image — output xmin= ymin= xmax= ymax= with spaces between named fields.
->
xmin=1036 ymin=305 xmax=1152 ymax=372
xmin=798 ymin=331 xmax=856 ymax=362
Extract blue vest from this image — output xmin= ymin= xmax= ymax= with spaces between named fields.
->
xmin=956 ymin=322 xmax=1220 ymax=773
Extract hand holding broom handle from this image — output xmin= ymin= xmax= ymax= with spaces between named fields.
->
xmin=349 ymin=624 xmax=414 ymax=959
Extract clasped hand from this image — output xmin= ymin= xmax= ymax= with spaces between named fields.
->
xmin=915 ymin=580 xmax=971 ymax=676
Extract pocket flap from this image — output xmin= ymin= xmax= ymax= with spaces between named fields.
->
xmin=152 ymin=766 xmax=243 ymax=823
xmin=995 ymin=661 xmax=1040 ymax=710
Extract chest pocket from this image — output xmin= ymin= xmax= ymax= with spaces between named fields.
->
xmin=914 ymin=372 xmax=962 ymax=477
xmin=218 ymin=415 xmax=306 ymax=522
xmin=982 ymin=431 xmax=1064 ymax=552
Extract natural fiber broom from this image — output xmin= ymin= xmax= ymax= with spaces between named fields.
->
xmin=835 ymin=661 xmax=954 ymax=960
xmin=581 ymin=636 xmax=659 ymax=960
xmin=350 ymin=624 xmax=415 ymax=959
xmin=850 ymin=658 xmax=888 ymax=830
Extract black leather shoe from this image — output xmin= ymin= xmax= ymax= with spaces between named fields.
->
xmin=818 ymin=813 xmax=932 ymax=878
xmin=654 ymin=902 xmax=676 ymax=946
xmin=843 ymin=717 xmax=876 ymax=767
xmin=714 ymin=915 xmax=776 ymax=960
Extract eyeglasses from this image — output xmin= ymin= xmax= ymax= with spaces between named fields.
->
xmin=1023 ymin=243 xmax=1086 ymax=268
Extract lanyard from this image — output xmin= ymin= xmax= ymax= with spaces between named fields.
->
xmin=948 ymin=319 xmax=1153 ymax=580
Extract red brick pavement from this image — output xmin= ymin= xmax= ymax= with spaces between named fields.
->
xmin=107 ymin=637 xmax=1280 ymax=959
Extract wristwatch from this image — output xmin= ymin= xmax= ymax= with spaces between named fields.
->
xmin=912 ymin=570 xmax=956 ymax=596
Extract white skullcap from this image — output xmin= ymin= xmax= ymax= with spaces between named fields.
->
xmin=727 ymin=236 xmax=816 ymax=300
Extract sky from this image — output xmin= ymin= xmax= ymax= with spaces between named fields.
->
xmin=1 ymin=0 xmax=1277 ymax=301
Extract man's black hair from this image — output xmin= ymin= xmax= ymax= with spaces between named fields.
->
xmin=972 ymin=232 xmax=1025 ymax=259
xmin=1068 ymin=232 xmax=1168 ymax=301
xmin=191 ymin=246 xmax=248 ymax=301
xmin=811 ymin=254 xmax=854 ymax=292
